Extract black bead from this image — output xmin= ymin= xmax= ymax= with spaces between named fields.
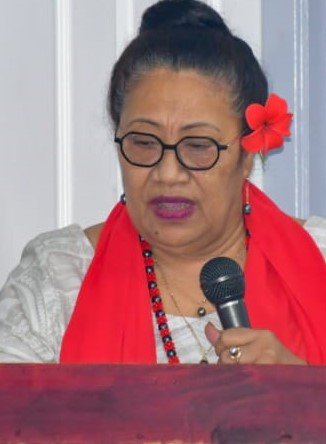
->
xmin=120 ymin=193 xmax=126 ymax=204
xmin=162 ymin=335 xmax=172 ymax=343
xmin=148 ymin=281 xmax=157 ymax=289
xmin=151 ymin=295 xmax=161 ymax=303
xmin=158 ymin=323 xmax=168 ymax=330
xmin=155 ymin=310 xmax=165 ymax=318
xmin=167 ymin=349 xmax=176 ymax=357
xmin=142 ymin=249 xmax=152 ymax=258
xmin=146 ymin=266 xmax=154 ymax=273
xmin=243 ymin=203 xmax=252 ymax=215
xmin=197 ymin=307 xmax=206 ymax=317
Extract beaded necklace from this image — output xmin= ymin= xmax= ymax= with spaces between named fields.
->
xmin=140 ymin=236 xmax=180 ymax=364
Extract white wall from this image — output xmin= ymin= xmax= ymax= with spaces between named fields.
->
xmin=309 ymin=0 xmax=326 ymax=217
xmin=0 ymin=0 xmax=57 ymax=285
xmin=262 ymin=0 xmax=310 ymax=218
xmin=2 ymin=0 xmax=321 ymax=288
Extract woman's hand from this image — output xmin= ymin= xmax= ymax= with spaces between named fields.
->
xmin=205 ymin=322 xmax=307 ymax=365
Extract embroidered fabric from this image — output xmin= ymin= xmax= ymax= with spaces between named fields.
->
xmin=0 ymin=217 xmax=325 ymax=363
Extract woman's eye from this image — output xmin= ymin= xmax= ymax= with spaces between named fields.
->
xmin=184 ymin=139 xmax=213 ymax=150
xmin=132 ymin=137 xmax=158 ymax=148
xmin=190 ymin=143 xmax=208 ymax=149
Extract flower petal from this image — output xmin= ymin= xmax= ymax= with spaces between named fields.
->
xmin=271 ymin=113 xmax=293 ymax=137
xmin=265 ymin=93 xmax=288 ymax=121
xmin=241 ymin=129 xmax=266 ymax=153
xmin=263 ymin=129 xmax=284 ymax=152
xmin=245 ymin=103 xmax=266 ymax=129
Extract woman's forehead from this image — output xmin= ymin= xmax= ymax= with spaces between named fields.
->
xmin=121 ymin=68 xmax=237 ymax=122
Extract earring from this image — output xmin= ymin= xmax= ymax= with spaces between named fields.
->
xmin=120 ymin=193 xmax=126 ymax=205
xmin=243 ymin=181 xmax=252 ymax=215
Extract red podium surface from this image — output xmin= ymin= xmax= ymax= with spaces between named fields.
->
xmin=0 ymin=363 xmax=325 ymax=443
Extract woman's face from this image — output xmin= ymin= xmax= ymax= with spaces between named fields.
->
xmin=116 ymin=68 xmax=253 ymax=256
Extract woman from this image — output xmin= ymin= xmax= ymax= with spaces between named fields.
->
xmin=0 ymin=0 xmax=325 ymax=365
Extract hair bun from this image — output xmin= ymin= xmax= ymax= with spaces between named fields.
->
xmin=139 ymin=0 xmax=231 ymax=35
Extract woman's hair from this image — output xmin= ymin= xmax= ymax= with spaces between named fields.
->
xmin=108 ymin=0 xmax=268 ymax=132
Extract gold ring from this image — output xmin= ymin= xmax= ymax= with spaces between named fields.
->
xmin=229 ymin=346 xmax=242 ymax=363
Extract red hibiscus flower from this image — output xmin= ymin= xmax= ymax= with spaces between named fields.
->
xmin=241 ymin=93 xmax=293 ymax=154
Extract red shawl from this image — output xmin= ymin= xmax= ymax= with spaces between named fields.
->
xmin=60 ymin=182 xmax=326 ymax=364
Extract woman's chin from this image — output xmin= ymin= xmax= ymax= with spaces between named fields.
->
xmin=144 ymin=225 xmax=204 ymax=250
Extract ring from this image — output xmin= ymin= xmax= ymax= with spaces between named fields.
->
xmin=228 ymin=346 xmax=242 ymax=363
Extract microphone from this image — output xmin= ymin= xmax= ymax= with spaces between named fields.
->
xmin=199 ymin=257 xmax=250 ymax=328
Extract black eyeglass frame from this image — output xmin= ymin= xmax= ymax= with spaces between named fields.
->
xmin=114 ymin=131 xmax=231 ymax=171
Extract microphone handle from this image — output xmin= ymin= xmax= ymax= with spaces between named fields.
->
xmin=217 ymin=299 xmax=251 ymax=329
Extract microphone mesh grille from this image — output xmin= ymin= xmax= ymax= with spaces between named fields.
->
xmin=200 ymin=257 xmax=245 ymax=304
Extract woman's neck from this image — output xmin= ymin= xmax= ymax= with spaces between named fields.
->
xmin=151 ymin=221 xmax=248 ymax=318
xmin=152 ymin=219 xmax=247 ymax=271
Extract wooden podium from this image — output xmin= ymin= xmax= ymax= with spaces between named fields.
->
xmin=0 ymin=363 xmax=325 ymax=443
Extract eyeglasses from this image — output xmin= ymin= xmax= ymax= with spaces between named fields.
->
xmin=114 ymin=131 xmax=233 ymax=171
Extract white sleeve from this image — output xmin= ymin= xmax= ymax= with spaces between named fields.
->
xmin=0 ymin=236 xmax=59 ymax=362
xmin=0 ymin=225 xmax=92 ymax=363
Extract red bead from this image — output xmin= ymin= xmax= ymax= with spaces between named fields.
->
xmin=140 ymin=237 xmax=179 ymax=364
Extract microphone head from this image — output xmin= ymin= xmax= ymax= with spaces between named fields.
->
xmin=200 ymin=257 xmax=245 ymax=305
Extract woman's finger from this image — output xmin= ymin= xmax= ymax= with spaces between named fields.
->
xmin=214 ymin=327 xmax=254 ymax=355
xmin=204 ymin=321 xmax=221 ymax=346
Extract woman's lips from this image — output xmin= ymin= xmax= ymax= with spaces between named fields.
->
xmin=150 ymin=196 xmax=195 ymax=220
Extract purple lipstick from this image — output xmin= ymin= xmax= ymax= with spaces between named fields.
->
xmin=150 ymin=196 xmax=195 ymax=220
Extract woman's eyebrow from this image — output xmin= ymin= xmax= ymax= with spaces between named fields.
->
xmin=126 ymin=119 xmax=221 ymax=132
xmin=126 ymin=118 xmax=161 ymax=129
xmin=181 ymin=122 xmax=221 ymax=132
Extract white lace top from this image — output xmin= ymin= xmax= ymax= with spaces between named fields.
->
xmin=0 ymin=216 xmax=325 ymax=364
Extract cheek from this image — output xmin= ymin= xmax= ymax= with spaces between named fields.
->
xmin=215 ymin=148 xmax=251 ymax=184
xmin=200 ymin=156 xmax=242 ymax=187
xmin=119 ymin=159 xmax=148 ymax=198
xmin=196 ymin=158 xmax=246 ymax=206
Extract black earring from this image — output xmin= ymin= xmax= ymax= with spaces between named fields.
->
xmin=243 ymin=203 xmax=252 ymax=215
xmin=243 ymin=181 xmax=252 ymax=215
xmin=120 ymin=193 xmax=126 ymax=205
